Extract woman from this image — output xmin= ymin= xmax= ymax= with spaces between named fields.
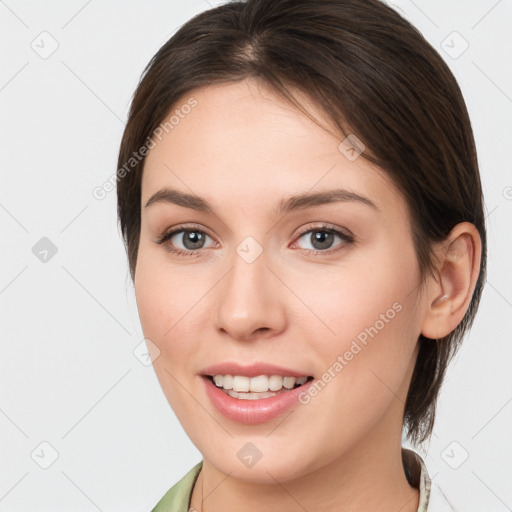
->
xmin=116 ymin=0 xmax=486 ymax=510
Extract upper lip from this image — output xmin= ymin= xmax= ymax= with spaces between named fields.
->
xmin=200 ymin=362 xmax=312 ymax=378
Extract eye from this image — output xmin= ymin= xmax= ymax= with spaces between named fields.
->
xmin=154 ymin=224 xmax=216 ymax=256
xmin=292 ymin=224 xmax=354 ymax=255
xmin=154 ymin=223 xmax=354 ymax=257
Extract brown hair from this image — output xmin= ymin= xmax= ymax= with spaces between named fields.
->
xmin=117 ymin=0 xmax=487 ymax=445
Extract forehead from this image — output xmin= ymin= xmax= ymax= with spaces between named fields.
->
xmin=141 ymin=78 xmax=406 ymax=221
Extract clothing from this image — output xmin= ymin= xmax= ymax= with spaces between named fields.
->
xmin=151 ymin=448 xmax=456 ymax=512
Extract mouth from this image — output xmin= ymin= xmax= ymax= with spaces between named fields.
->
xmin=201 ymin=372 xmax=317 ymax=424
xmin=204 ymin=374 xmax=315 ymax=400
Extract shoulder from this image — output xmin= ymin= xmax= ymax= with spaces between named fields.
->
xmin=427 ymin=482 xmax=458 ymax=512
xmin=402 ymin=447 xmax=457 ymax=512
xmin=151 ymin=461 xmax=203 ymax=512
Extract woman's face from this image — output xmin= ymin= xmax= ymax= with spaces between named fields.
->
xmin=135 ymin=78 xmax=427 ymax=482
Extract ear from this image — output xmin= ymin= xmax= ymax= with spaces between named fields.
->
xmin=421 ymin=222 xmax=482 ymax=340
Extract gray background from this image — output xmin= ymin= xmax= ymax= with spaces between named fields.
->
xmin=1 ymin=0 xmax=511 ymax=510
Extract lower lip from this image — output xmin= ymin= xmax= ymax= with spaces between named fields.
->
xmin=201 ymin=376 xmax=314 ymax=425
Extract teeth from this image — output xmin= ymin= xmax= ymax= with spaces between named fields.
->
xmin=269 ymin=375 xmax=282 ymax=391
xmin=233 ymin=375 xmax=250 ymax=392
xmin=212 ymin=374 xmax=309 ymax=392
xmin=249 ymin=375 xmax=269 ymax=392
xmin=222 ymin=374 xmax=233 ymax=389
xmin=283 ymin=376 xmax=296 ymax=389
xmin=227 ymin=389 xmax=279 ymax=400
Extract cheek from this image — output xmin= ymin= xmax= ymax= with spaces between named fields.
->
xmin=134 ymin=249 xmax=208 ymax=419
xmin=286 ymin=263 xmax=422 ymax=456
xmin=134 ymin=242 xmax=221 ymax=379
xmin=136 ymin=239 xmax=191 ymax=329
xmin=290 ymin=242 xmax=421 ymax=350
xmin=293 ymin=240 xmax=422 ymax=398
xmin=135 ymin=246 xmax=191 ymax=357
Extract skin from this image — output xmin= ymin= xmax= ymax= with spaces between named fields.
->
xmin=135 ymin=77 xmax=481 ymax=511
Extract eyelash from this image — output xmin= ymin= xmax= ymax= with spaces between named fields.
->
xmin=154 ymin=223 xmax=355 ymax=258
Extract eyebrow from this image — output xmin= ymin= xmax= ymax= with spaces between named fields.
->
xmin=144 ymin=187 xmax=379 ymax=214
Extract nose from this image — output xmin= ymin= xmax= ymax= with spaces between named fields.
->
xmin=213 ymin=245 xmax=287 ymax=342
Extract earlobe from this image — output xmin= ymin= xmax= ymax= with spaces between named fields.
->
xmin=421 ymin=222 xmax=482 ymax=340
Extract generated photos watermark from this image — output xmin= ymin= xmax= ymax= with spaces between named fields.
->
xmin=92 ymin=97 xmax=198 ymax=201
xmin=298 ymin=300 xmax=403 ymax=404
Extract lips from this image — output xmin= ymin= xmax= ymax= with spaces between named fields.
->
xmin=201 ymin=373 xmax=315 ymax=424
xmin=200 ymin=361 xmax=312 ymax=379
